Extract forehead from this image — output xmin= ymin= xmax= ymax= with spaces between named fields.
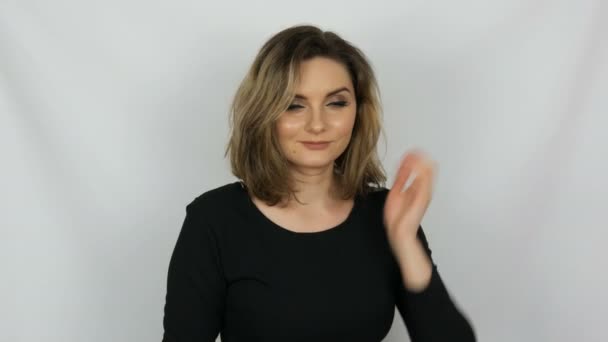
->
xmin=294 ymin=57 xmax=353 ymax=96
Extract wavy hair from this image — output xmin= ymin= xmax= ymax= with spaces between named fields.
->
xmin=225 ymin=24 xmax=386 ymax=206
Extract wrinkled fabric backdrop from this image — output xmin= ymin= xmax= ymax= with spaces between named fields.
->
xmin=1 ymin=1 xmax=606 ymax=341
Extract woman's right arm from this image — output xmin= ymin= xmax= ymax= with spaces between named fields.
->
xmin=162 ymin=201 xmax=226 ymax=342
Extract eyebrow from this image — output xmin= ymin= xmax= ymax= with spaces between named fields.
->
xmin=294 ymin=87 xmax=350 ymax=100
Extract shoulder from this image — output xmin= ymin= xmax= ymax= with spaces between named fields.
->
xmin=186 ymin=181 xmax=244 ymax=214
xmin=355 ymin=185 xmax=390 ymax=215
xmin=363 ymin=186 xmax=390 ymax=205
xmin=178 ymin=181 xmax=245 ymax=240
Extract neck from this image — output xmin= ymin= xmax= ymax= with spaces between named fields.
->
xmin=287 ymin=164 xmax=340 ymax=207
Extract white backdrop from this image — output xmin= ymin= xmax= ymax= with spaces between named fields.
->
xmin=2 ymin=1 xmax=607 ymax=341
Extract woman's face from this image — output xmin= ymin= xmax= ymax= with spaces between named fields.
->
xmin=276 ymin=57 xmax=357 ymax=175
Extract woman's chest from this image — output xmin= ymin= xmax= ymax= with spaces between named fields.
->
xmin=218 ymin=221 xmax=398 ymax=341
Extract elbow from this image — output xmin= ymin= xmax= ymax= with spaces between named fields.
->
xmin=462 ymin=324 xmax=477 ymax=342
xmin=456 ymin=314 xmax=477 ymax=342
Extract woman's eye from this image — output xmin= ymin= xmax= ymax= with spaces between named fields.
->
xmin=330 ymin=101 xmax=348 ymax=107
xmin=287 ymin=101 xmax=348 ymax=111
xmin=287 ymin=104 xmax=304 ymax=111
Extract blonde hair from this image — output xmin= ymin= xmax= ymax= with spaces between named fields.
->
xmin=225 ymin=24 xmax=386 ymax=206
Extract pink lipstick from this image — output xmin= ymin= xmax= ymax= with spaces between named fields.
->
xmin=300 ymin=141 xmax=330 ymax=150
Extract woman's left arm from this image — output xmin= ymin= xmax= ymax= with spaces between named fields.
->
xmin=384 ymin=150 xmax=476 ymax=341
xmin=393 ymin=226 xmax=476 ymax=342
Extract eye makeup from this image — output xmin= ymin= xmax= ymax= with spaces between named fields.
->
xmin=286 ymin=101 xmax=349 ymax=111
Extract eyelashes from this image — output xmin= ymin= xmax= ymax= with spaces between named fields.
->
xmin=286 ymin=101 xmax=349 ymax=111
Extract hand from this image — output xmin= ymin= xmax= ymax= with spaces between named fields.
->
xmin=383 ymin=149 xmax=436 ymax=254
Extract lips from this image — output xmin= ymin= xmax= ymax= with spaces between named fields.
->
xmin=300 ymin=141 xmax=331 ymax=150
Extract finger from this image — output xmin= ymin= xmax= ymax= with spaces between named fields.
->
xmin=410 ymin=161 xmax=434 ymax=199
xmin=391 ymin=152 xmax=421 ymax=192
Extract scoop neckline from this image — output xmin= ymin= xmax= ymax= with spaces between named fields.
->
xmin=236 ymin=181 xmax=359 ymax=237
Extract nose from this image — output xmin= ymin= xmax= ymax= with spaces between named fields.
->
xmin=305 ymin=107 xmax=327 ymax=133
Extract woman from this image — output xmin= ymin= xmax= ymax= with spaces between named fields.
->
xmin=162 ymin=24 xmax=476 ymax=342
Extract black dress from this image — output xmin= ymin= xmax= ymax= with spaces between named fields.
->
xmin=162 ymin=181 xmax=475 ymax=341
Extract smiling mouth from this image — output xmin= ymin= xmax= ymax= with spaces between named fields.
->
xmin=300 ymin=141 xmax=331 ymax=150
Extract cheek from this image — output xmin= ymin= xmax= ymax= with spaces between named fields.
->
xmin=330 ymin=114 xmax=356 ymax=153
xmin=330 ymin=112 xmax=356 ymax=137
xmin=276 ymin=118 xmax=302 ymax=155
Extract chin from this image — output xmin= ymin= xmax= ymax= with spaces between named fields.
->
xmin=290 ymin=158 xmax=336 ymax=170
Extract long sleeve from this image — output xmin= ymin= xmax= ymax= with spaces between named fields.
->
xmin=162 ymin=201 xmax=227 ymax=342
xmin=395 ymin=227 xmax=476 ymax=342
